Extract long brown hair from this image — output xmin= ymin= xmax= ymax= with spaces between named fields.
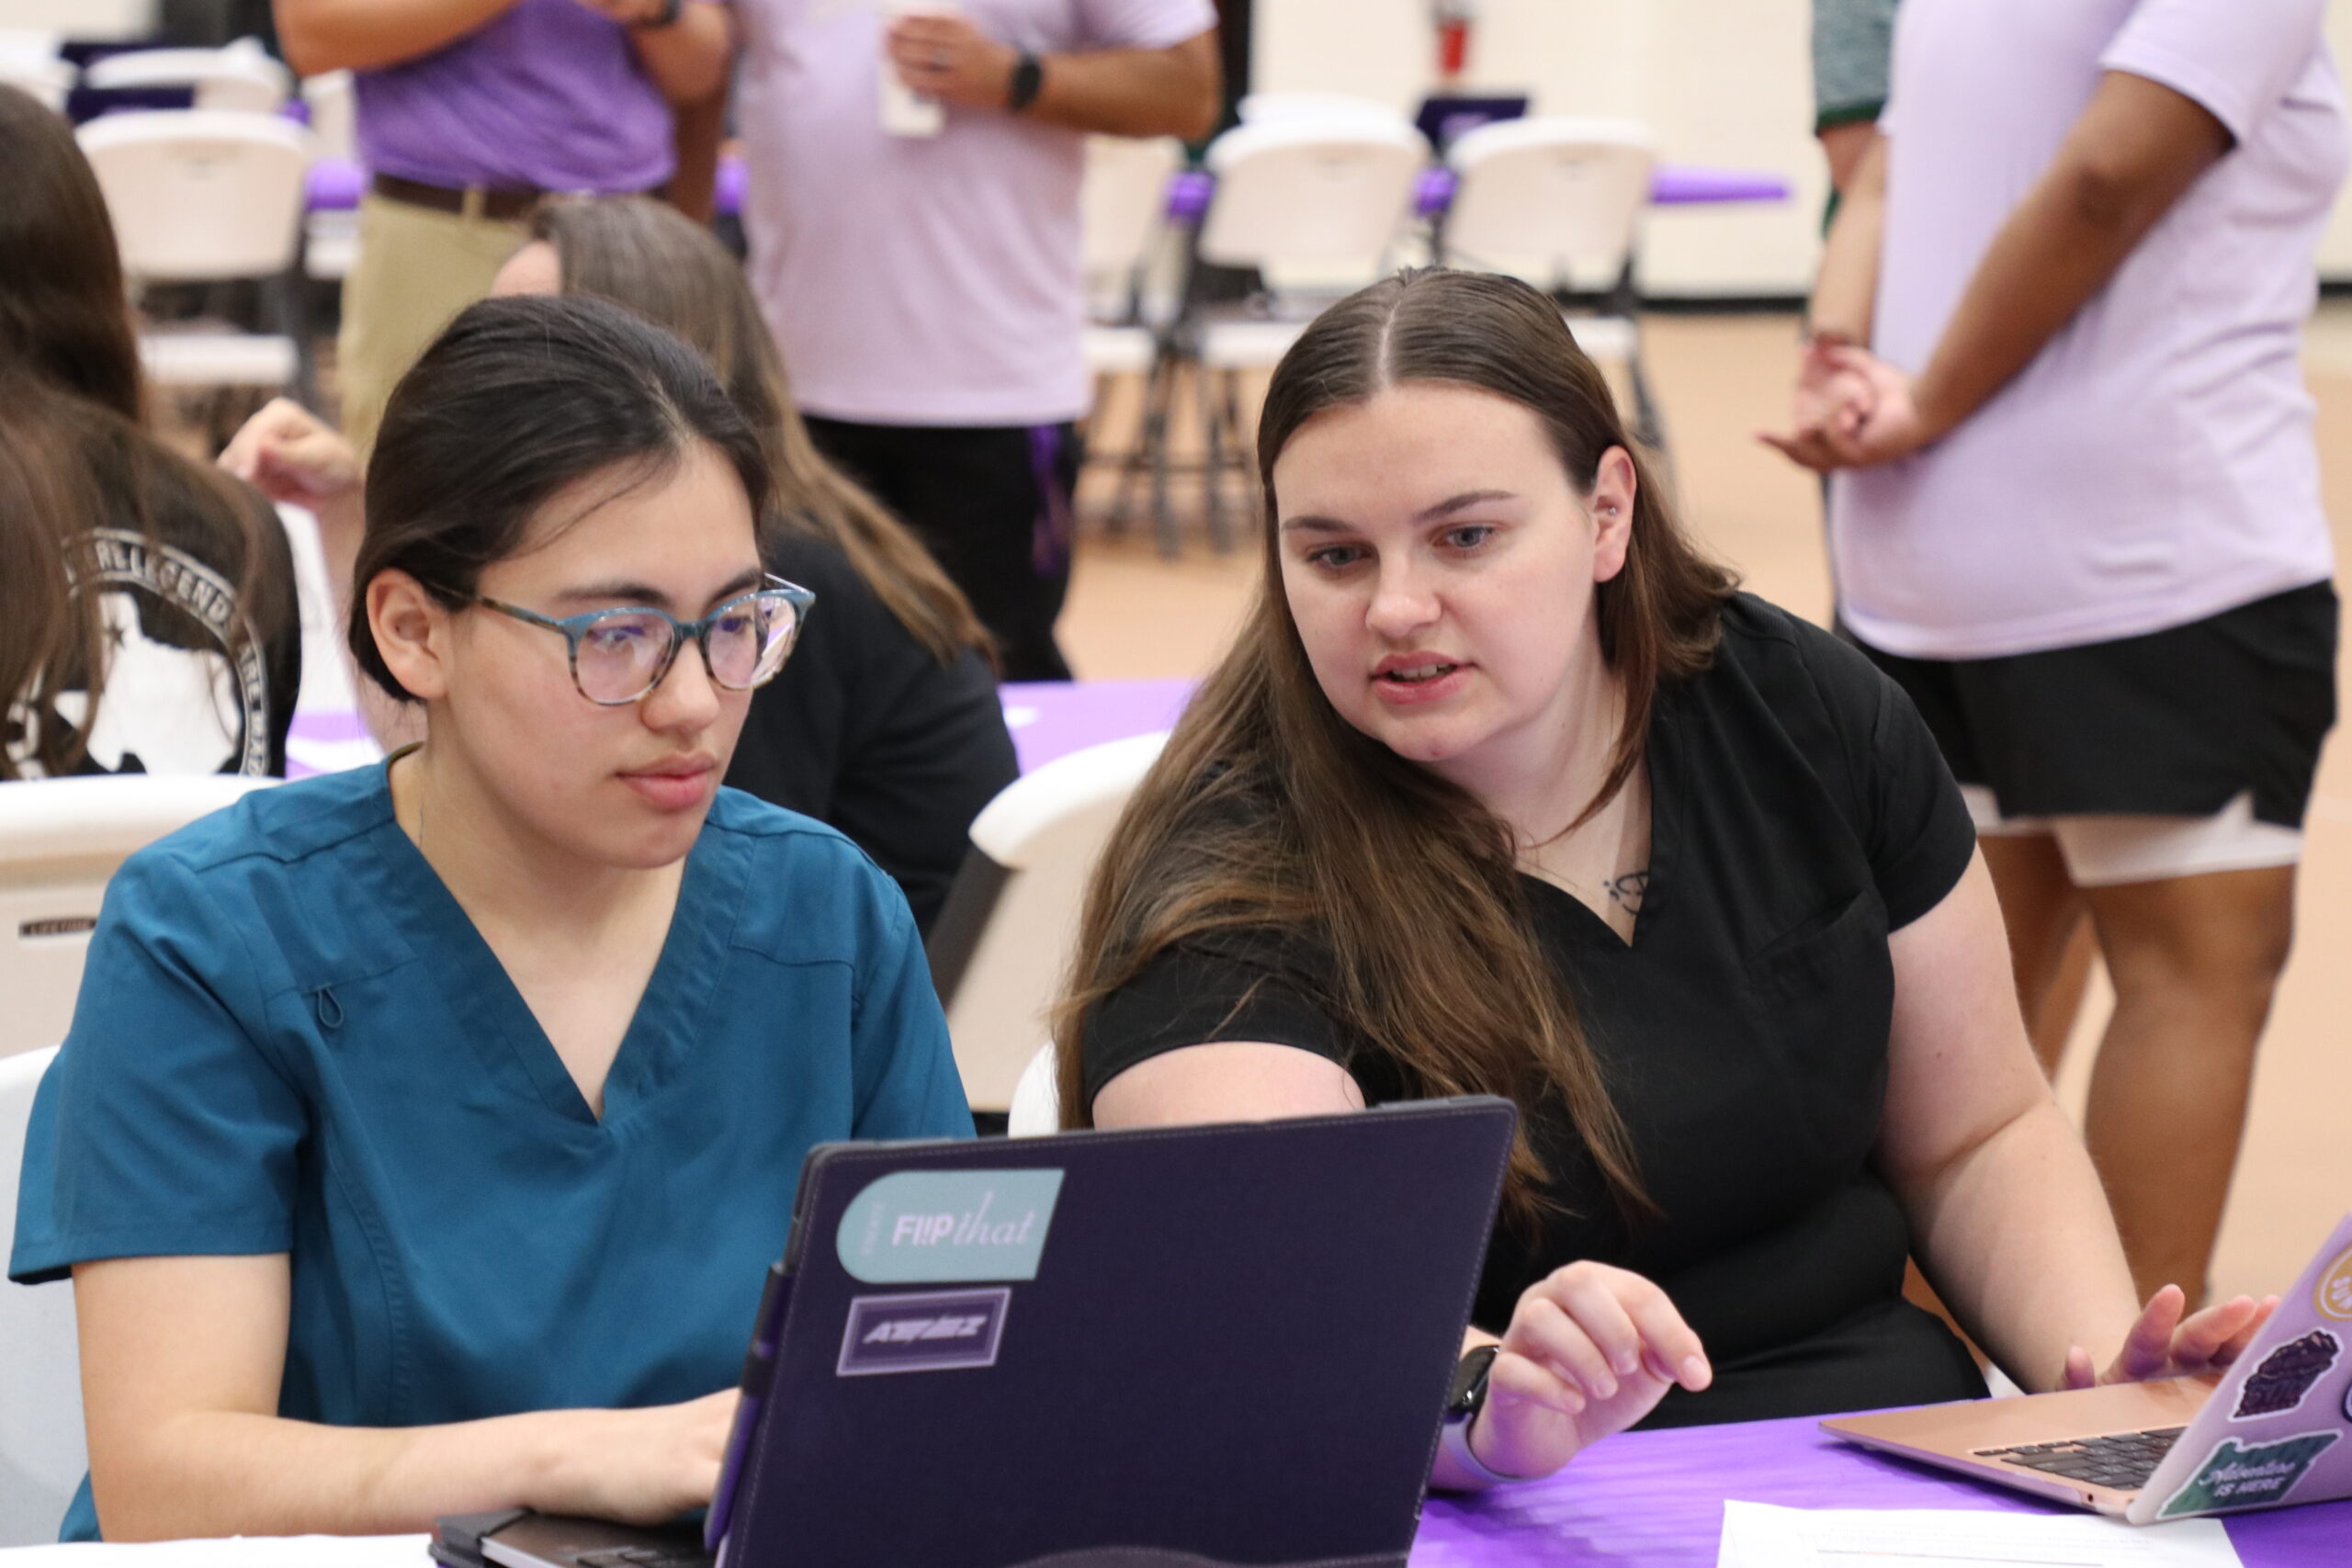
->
xmin=0 ymin=85 xmax=141 ymax=422
xmin=1053 ymin=269 xmax=1736 ymax=1230
xmin=531 ymin=197 xmax=992 ymax=666
xmin=0 ymin=85 xmax=282 ymax=779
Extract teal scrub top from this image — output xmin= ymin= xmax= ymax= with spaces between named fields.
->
xmin=8 ymin=763 xmax=973 ymax=1540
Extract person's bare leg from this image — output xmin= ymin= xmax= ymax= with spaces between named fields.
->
xmin=2080 ymin=865 xmax=2297 ymax=1303
xmin=2034 ymin=921 xmax=2099 ymax=1071
xmin=1980 ymin=833 xmax=2089 ymax=1075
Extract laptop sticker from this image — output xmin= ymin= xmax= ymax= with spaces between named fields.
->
xmin=2155 ymin=1429 xmax=2341 ymax=1519
xmin=2317 ymin=1242 xmax=2352 ymax=1322
xmin=837 ymin=1288 xmax=1011 ymax=1376
xmin=836 ymin=1168 xmax=1065 ymax=1283
xmin=2232 ymin=1329 xmax=2341 ymax=1419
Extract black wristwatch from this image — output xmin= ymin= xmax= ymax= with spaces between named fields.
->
xmin=1007 ymin=51 xmax=1045 ymax=112
xmin=1441 ymin=1343 xmax=1521 ymax=1484
xmin=633 ymin=0 xmax=684 ymax=30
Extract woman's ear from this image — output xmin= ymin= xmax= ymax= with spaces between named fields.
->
xmin=368 ymin=570 xmax=455 ymax=704
xmin=1589 ymin=446 xmax=1638 ymax=584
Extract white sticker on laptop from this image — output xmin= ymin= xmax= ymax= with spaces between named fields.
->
xmin=2155 ymin=1429 xmax=2340 ymax=1519
xmin=836 ymin=1168 xmax=1063 ymax=1283
xmin=837 ymin=1289 xmax=1010 ymax=1376
xmin=2231 ymin=1328 xmax=2340 ymax=1419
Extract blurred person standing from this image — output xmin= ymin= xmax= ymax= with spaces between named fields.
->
xmin=273 ymin=0 xmax=731 ymax=453
xmin=727 ymin=0 xmax=1221 ymax=680
xmin=1766 ymin=0 xmax=2343 ymax=1303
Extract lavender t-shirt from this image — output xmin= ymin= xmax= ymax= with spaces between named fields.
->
xmin=1831 ymin=0 xmax=2345 ymax=660
xmin=730 ymin=0 xmax=1215 ymax=426
xmin=356 ymin=0 xmax=673 ymax=193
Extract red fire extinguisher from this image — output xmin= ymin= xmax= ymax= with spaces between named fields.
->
xmin=1432 ymin=0 xmax=1477 ymax=85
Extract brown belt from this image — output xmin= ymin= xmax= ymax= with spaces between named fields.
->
xmin=370 ymin=172 xmax=551 ymax=223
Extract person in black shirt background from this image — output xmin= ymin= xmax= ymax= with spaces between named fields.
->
xmin=1057 ymin=269 xmax=2276 ymax=1490
xmin=1 ymin=85 xmax=298 ymax=783
xmin=224 ymin=197 xmax=1015 ymax=931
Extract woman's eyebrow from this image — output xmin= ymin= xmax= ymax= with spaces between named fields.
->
xmin=1280 ymin=491 xmax=1521 ymax=535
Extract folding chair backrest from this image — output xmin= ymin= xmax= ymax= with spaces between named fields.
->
xmin=82 ymin=39 xmax=289 ymax=113
xmin=0 ymin=775 xmax=272 ymax=1059
xmin=0 ymin=1045 xmax=81 ymax=1548
xmin=930 ymin=733 xmax=1168 ymax=1112
xmin=1197 ymin=117 xmax=1429 ymax=276
xmin=0 ymin=53 xmax=72 ymax=113
xmin=1442 ymin=117 xmax=1657 ymax=283
xmin=1081 ymin=134 xmax=1182 ymax=293
xmin=77 ymin=109 xmax=311 ymax=282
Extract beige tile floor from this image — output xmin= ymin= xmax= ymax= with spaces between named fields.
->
xmin=1059 ymin=307 xmax=2352 ymax=1306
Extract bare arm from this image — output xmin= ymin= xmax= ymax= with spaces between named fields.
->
xmin=575 ymin=0 xmax=733 ymax=106
xmin=888 ymin=19 xmax=1220 ymax=141
xmin=1899 ymin=71 xmax=2230 ymax=445
xmin=273 ymin=0 xmax=521 ymax=76
xmin=1876 ymin=854 xmax=2270 ymax=1391
xmin=1091 ymin=1041 xmax=1707 ymax=1488
xmin=75 ymin=1254 xmax=733 ymax=1540
xmin=1807 ymin=129 xmax=1884 ymax=345
xmin=1816 ymin=120 xmax=1878 ymax=197
xmin=666 ymin=90 xmax=729 ymax=222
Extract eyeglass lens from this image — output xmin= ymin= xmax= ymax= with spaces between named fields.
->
xmin=574 ymin=593 xmax=798 ymax=704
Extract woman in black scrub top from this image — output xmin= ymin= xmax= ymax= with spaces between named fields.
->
xmin=1056 ymin=270 xmax=2277 ymax=1490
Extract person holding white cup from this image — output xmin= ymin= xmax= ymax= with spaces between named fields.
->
xmin=726 ymin=0 xmax=1221 ymax=681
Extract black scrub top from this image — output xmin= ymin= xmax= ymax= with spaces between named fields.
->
xmin=1080 ymin=594 xmax=1988 ymax=1427
xmin=728 ymin=530 xmax=1019 ymax=934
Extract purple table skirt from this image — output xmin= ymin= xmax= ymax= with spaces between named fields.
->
xmin=1409 ymin=1411 xmax=2351 ymax=1567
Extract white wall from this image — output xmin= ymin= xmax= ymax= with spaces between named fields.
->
xmin=0 ymin=0 xmax=154 ymax=37
xmin=1256 ymin=0 xmax=2352 ymax=297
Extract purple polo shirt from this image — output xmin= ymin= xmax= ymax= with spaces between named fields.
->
xmin=356 ymin=0 xmax=673 ymax=193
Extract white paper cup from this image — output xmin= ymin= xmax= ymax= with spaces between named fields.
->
xmin=879 ymin=0 xmax=962 ymax=137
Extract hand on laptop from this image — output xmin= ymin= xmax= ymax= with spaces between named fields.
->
xmin=2062 ymin=1285 xmax=2279 ymax=1390
xmin=536 ymin=1389 xmax=739 ymax=1524
xmin=1468 ymin=1261 xmax=1713 ymax=1483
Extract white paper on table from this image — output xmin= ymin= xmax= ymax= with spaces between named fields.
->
xmin=1716 ymin=1501 xmax=2242 ymax=1568
xmin=0 ymin=1534 xmax=430 ymax=1568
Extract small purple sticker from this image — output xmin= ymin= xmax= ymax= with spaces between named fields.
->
xmin=837 ymin=1289 xmax=1011 ymax=1377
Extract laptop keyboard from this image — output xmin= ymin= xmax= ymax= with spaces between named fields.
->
xmin=1972 ymin=1427 xmax=2188 ymax=1492
xmin=571 ymin=1551 xmax=708 ymax=1568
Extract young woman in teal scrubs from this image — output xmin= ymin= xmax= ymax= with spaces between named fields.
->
xmin=8 ymin=295 xmax=973 ymax=1540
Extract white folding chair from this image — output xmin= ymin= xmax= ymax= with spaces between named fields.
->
xmin=76 ymin=108 xmax=315 ymax=399
xmin=1442 ymin=116 xmax=1669 ymax=453
xmin=1178 ymin=116 xmax=1429 ymax=548
xmin=1006 ymin=1042 xmax=1060 ymax=1137
xmin=925 ymin=732 xmax=1169 ymax=1118
xmin=298 ymin=71 xmax=360 ymax=283
xmin=0 ymin=1045 xmax=83 ymax=1548
xmin=0 ymin=774 xmax=273 ymax=1058
xmin=82 ymin=37 xmax=290 ymax=113
xmin=0 ymin=34 xmax=72 ymax=114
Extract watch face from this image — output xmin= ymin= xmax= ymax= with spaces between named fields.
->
xmin=1446 ymin=1344 xmax=1500 ymax=1419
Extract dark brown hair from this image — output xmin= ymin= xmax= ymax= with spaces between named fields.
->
xmin=1053 ymin=269 xmax=1737 ymax=1229
xmin=0 ymin=85 xmax=282 ymax=779
xmin=349 ymin=293 xmax=775 ymax=701
xmin=531 ymin=197 xmax=992 ymax=666
xmin=0 ymin=85 xmax=141 ymax=421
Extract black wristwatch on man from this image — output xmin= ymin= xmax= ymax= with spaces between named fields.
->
xmin=1007 ymin=51 xmax=1046 ymax=112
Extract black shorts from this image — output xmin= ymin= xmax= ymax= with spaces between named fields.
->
xmin=1853 ymin=582 xmax=2338 ymax=829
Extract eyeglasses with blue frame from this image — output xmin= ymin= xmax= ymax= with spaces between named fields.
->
xmin=466 ymin=575 xmax=815 ymax=705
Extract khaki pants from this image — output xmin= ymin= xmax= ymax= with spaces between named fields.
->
xmin=336 ymin=191 xmax=529 ymax=457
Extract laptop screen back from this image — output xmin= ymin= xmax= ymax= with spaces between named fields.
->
xmin=722 ymin=1100 xmax=1515 ymax=1568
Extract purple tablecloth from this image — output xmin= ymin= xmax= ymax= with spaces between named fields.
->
xmin=998 ymin=678 xmax=1193 ymax=774
xmin=1408 ymin=1412 xmax=2350 ymax=1567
